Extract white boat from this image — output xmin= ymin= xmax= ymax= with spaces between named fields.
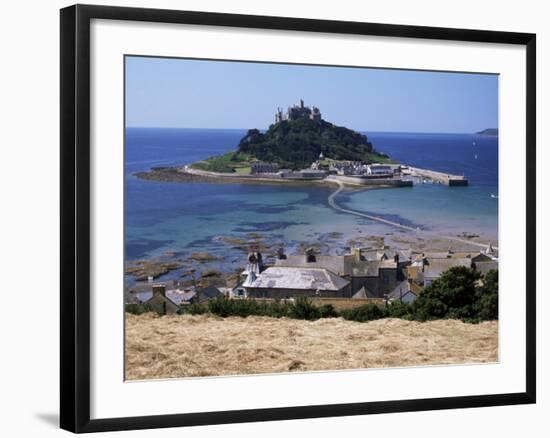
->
xmin=491 ymin=194 xmax=499 ymax=199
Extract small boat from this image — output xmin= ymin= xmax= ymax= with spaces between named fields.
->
xmin=491 ymin=194 xmax=499 ymax=199
xmin=474 ymin=154 xmax=478 ymax=159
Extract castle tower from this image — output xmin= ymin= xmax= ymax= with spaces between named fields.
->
xmin=275 ymin=101 xmax=322 ymax=123
xmin=275 ymin=107 xmax=284 ymax=123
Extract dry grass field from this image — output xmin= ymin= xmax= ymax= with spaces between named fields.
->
xmin=125 ymin=313 xmax=498 ymax=380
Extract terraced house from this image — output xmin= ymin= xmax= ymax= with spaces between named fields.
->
xmin=238 ymin=245 xmax=498 ymax=302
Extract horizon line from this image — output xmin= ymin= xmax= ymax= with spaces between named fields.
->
xmin=126 ymin=126 xmax=497 ymax=135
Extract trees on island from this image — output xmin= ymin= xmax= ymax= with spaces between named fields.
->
xmin=237 ymin=118 xmax=384 ymax=170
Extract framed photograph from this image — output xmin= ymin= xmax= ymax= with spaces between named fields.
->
xmin=60 ymin=4 xmax=536 ymax=433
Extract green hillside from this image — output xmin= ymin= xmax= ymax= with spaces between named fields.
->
xmin=237 ymin=118 xmax=389 ymax=170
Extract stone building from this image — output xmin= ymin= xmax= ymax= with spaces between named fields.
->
xmin=251 ymin=161 xmax=279 ymax=174
xmin=274 ymin=247 xmax=353 ymax=278
xmin=408 ymin=250 xmax=498 ymax=287
xmin=243 ymin=266 xmax=350 ymax=299
xmin=130 ymin=283 xmax=223 ymax=313
xmin=275 ymin=99 xmax=322 ymax=123
xmin=271 ymin=246 xmax=411 ymax=298
xmin=348 ymin=248 xmax=411 ymax=298
xmin=366 ymin=164 xmax=393 ymax=176
xmin=238 ymin=245 xmax=498 ymax=301
xmin=388 ymin=280 xmax=422 ymax=303
xmin=140 ymin=284 xmax=184 ymax=314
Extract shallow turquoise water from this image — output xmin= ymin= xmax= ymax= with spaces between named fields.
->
xmin=125 ymin=128 xmax=498 ymax=283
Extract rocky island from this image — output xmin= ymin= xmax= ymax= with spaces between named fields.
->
xmin=135 ymin=100 xmax=468 ymax=188
xmin=135 ymin=100 xmax=417 ymax=188
xmin=190 ymin=99 xmax=392 ymax=173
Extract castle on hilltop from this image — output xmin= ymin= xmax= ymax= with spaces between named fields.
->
xmin=275 ymin=99 xmax=322 ymax=123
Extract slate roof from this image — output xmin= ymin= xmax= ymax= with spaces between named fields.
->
xmin=388 ymin=280 xmax=418 ymax=299
xmin=360 ymin=248 xmax=412 ymax=262
xmin=275 ymin=254 xmax=352 ymax=276
xmin=471 ymin=253 xmax=495 ymax=263
xmin=352 ymin=287 xmax=369 ymax=299
xmin=132 ymin=291 xmax=154 ymax=303
xmin=389 ymin=280 xmax=408 ymax=299
xmin=351 ymin=259 xmax=398 ymax=277
xmin=169 ymin=290 xmax=197 ymax=304
xmin=421 ymin=251 xmax=479 ymax=260
xmin=423 ymin=258 xmax=472 ymax=279
xmin=133 ymin=289 xmax=196 ymax=306
xmin=197 ymin=286 xmax=223 ymax=301
xmin=245 ymin=267 xmax=349 ymax=291
xmin=473 ymin=261 xmax=499 ymax=275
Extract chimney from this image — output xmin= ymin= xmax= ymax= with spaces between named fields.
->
xmin=277 ymin=247 xmax=287 ymax=260
xmin=305 ymin=247 xmax=316 ymax=263
xmin=152 ymin=284 xmax=166 ymax=297
xmin=351 ymin=247 xmax=362 ymax=262
xmin=394 ymin=253 xmax=399 ymax=263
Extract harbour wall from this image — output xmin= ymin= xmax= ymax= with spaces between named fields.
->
xmin=408 ymin=166 xmax=468 ymax=186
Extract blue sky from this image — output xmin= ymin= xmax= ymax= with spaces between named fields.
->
xmin=125 ymin=56 xmax=498 ymax=133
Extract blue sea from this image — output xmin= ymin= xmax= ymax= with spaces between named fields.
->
xmin=125 ymin=128 xmax=498 ymax=283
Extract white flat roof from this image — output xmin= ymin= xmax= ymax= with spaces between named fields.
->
xmin=246 ymin=267 xmax=349 ymax=291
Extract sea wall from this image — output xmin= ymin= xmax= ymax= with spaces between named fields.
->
xmin=328 ymin=175 xmax=413 ymax=187
xmin=408 ymin=166 xmax=468 ymax=186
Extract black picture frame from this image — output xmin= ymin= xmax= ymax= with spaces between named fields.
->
xmin=60 ymin=4 xmax=536 ymax=433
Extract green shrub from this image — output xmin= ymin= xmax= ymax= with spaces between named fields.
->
xmin=410 ymin=266 xmax=498 ymax=322
xmin=164 ymin=267 xmax=498 ymax=324
xmin=125 ymin=303 xmax=154 ymax=315
xmin=204 ymin=297 xmax=293 ymax=319
xmin=190 ymin=151 xmax=250 ymax=173
xmin=259 ymin=299 xmax=293 ymax=318
xmin=341 ymin=303 xmax=384 ymax=322
xmin=318 ymin=304 xmax=339 ymax=318
xmin=288 ymin=297 xmax=321 ymax=320
xmin=184 ymin=302 xmax=208 ymax=315
xmin=207 ymin=297 xmax=244 ymax=317
xmin=475 ymin=269 xmax=498 ymax=320
xmin=385 ymin=300 xmax=412 ymax=318
xmin=190 ymin=297 xmax=332 ymax=321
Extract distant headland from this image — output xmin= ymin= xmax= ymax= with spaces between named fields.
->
xmin=475 ymin=128 xmax=498 ymax=136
